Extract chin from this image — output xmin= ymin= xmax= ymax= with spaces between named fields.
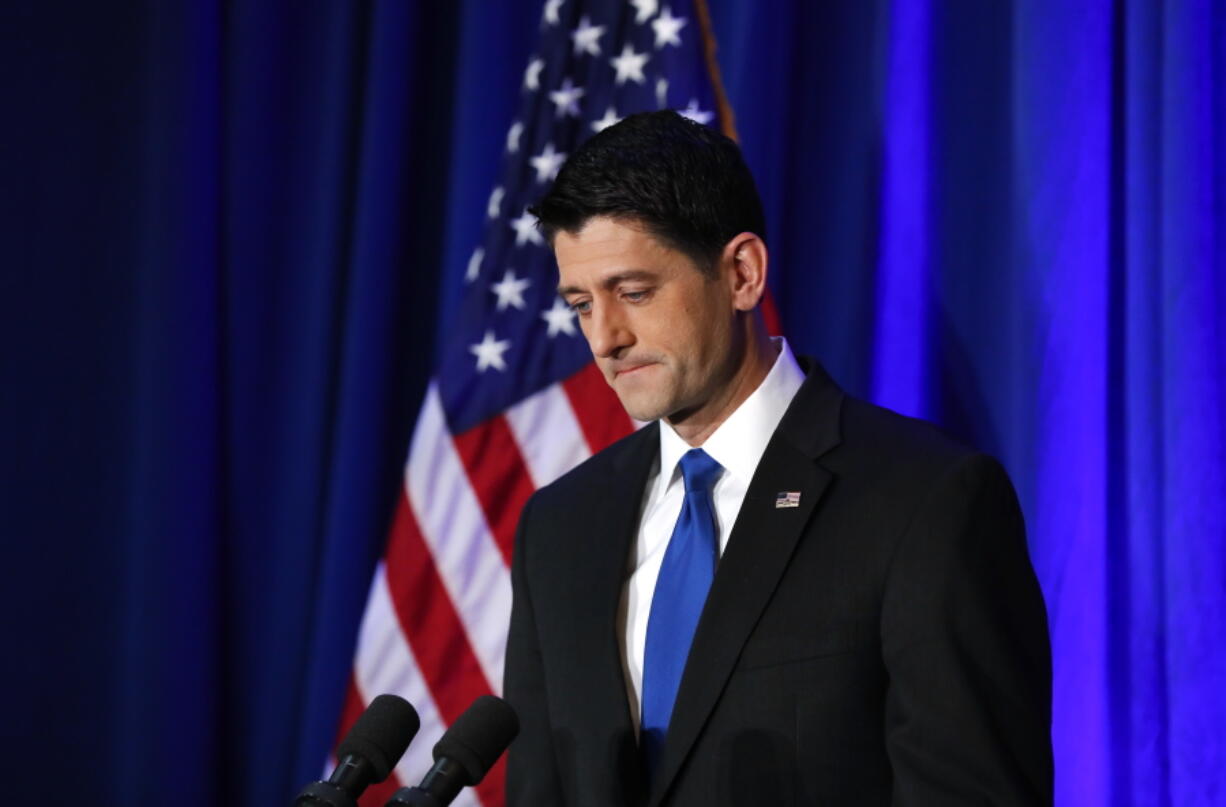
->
xmin=612 ymin=390 xmax=674 ymax=423
xmin=607 ymin=365 xmax=682 ymax=422
xmin=617 ymin=398 xmax=665 ymax=423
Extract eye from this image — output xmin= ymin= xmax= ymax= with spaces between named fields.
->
xmin=622 ymin=288 xmax=651 ymax=303
xmin=568 ymin=299 xmax=592 ymax=314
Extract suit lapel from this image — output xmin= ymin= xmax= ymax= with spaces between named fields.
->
xmin=569 ymin=423 xmax=659 ymax=804
xmin=647 ymin=362 xmax=844 ymax=807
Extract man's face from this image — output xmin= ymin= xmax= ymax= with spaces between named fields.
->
xmin=555 ymin=217 xmax=738 ymax=423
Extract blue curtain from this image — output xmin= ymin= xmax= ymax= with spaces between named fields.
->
xmin=3 ymin=1 xmax=1222 ymax=805
xmin=724 ymin=3 xmax=1226 ymax=800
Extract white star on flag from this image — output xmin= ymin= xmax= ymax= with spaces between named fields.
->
xmin=506 ymin=121 xmax=524 ymax=153
xmin=524 ymin=57 xmax=545 ymax=91
xmin=541 ymin=297 xmax=578 ymax=337
xmin=592 ymin=106 xmax=621 ymax=133
xmin=610 ymin=44 xmax=649 ymax=85
xmin=542 ymin=0 xmax=564 ymax=25
xmin=630 ymin=0 xmax=658 ymax=24
xmin=656 ymin=78 xmax=669 ymax=107
xmin=510 ymin=209 xmax=545 ymax=247
xmin=465 ymin=247 xmax=484 ymax=283
xmin=549 ymin=78 xmax=586 ymax=118
xmin=487 ymin=186 xmax=505 ymax=219
xmin=570 ymin=15 xmax=606 ymax=56
xmin=469 ymin=330 xmax=512 ymax=372
xmin=652 ymin=6 xmax=687 ymax=48
xmin=679 ymin=98 xmax=714 ymax=125
xmin=530 ymin=142 xmax=568 ymax=183
xmin=490 ymin=269 xmax=532 ymax=311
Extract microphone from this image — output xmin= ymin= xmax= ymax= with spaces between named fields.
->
xmin=384 ymin=695 xmax=519 ymax=807
xmin=295 ymin=693 xmax=421 ymax=807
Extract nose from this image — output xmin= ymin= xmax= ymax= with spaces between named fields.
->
xmin=585 ymin=300 xmax=633 ymax=359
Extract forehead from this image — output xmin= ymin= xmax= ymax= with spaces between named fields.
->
xmin=553 ymin=217 xmax=685 ymax=284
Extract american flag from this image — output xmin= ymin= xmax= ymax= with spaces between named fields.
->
xmin=335 ymin=2 xmax=732 ymax=804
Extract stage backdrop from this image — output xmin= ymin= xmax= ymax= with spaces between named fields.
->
xmin=2 ymin=1 xmax=1222 ymax=805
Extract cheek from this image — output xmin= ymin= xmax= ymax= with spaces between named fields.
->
xmin=641 ymin=311 xmax=695 ymax=362
xmin=625 ymin=287 xmax=725 ymax=368
xmin=675 ymin=301 xmax=725 ymax=351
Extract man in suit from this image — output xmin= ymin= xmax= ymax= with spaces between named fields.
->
xmin=504 ymin=110 xmax=1053 ymax=806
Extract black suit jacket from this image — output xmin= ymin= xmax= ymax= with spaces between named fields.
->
xmin=504 ymin=360 xmax=1053 ymax=806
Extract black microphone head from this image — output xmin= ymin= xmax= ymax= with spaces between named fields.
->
xmin=336 ymin=693 xmax=421 ymax=782
xmin=433 ymin=695 xmax=520 ymax=785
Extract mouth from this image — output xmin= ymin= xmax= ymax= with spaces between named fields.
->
xmin=612 ymin=362 xmax=654 ymax=379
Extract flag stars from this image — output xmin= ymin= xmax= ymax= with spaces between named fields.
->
xmin=491 ymin=269 xmax=531 ymax=310
xmin=656 ymin=78 xmax=669 ymax=108
xmin=530 ymin=142 xmax=568 ymax=183
xmin=679 ymin=98 xmax=714 ymax=125
xmin=541 ymin=297 xmax=578 ymax=337
xmin=610 ymin=44 xmax=649 ymax=85
xmin=487 ymin=186 xmax=505 ymax=219
xmin=524 ymin=57 xmax=545 ymax=91
xmin=570 ymin=15 xmax=606 ymax=56
xmin=506 ymin=121 xmax=524 ymax=153
xmin=543 ymin=0 xmax=565 ymax=25
xmin=630 ymin=0 xmax=658 ymax=23
xmin=510 ymin=209 xmax=545 ymax=247
xmin=466 ymin=247 xmax=484 ymax=283
xmin=652 ymin=6 xmax=686 ymax=48
xmin=470 ymin=330 xmax=512 ymax=372
xmin=592 ymin=106 xmax=621 ymax=133
xmin=549 ymin=77 xmax=586 ymax=118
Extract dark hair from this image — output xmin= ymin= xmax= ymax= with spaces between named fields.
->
xmin=530 ymin=110 xmax=766 ymax=276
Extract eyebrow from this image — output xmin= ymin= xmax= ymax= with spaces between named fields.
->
xmin=557 ymin=269 xmax=659 ymax=297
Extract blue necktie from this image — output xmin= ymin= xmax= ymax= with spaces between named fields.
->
xmin=640 ymin=448 xmax=723 ymax=780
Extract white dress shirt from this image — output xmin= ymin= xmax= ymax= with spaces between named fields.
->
xmin=617 ymin=337 xmax=806 ymax=730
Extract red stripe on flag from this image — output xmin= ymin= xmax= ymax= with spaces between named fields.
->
xmin=384 ymin=493 xmax=507 ymax=804
xmin=451 ymin=415 xmax=536 ymax=565
xmin=561 ymin=362 xmax=635 ymax=453
xmin=761 ymin=291 xmax=783 ymax=337
xmin=385 ymin=492 xmax=494 ymax=722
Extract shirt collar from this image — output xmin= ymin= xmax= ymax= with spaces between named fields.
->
xmin=657 ymin=336 xmax=806 ymax=490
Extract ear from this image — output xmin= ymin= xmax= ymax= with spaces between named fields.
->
xmin=721 ymin=232 xmax=768 ymax=312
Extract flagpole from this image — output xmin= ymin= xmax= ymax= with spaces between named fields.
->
xmin=692 ymin=0 xmax=738 ymax=142
xmin=692 ymin=0 xmax=784 ymax=336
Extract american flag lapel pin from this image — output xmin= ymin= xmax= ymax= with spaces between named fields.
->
xmin=775 ymin=491 xmax=801 ymax=509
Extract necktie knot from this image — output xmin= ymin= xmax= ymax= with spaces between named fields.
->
xmin=679 ymin=448 xmax=722 ymax=494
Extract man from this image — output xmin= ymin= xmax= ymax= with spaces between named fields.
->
xmin=504 ymin=110 xmax=1052 ymax=806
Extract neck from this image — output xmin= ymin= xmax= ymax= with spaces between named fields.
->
xmin=668 ymin=318 xmax=777 ymax=447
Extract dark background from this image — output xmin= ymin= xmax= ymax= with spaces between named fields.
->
xmin=2 ymin=1 xmax=1223 ymax=805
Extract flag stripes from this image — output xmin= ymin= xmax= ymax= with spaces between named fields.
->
xmin=406 ymin=388 xmax=513 ymax=688
xmin=452 ymin=417 xmax=538 ymax=565
xmin=385 ymin=501 xmax=494 ymax=722
xmin=350 ymin=566 xmax=446 ymax=803
xmin=342 ymin=380 xmax=634 ymax=807
xmin=504 ymin=384 xmax=592 ymax=488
